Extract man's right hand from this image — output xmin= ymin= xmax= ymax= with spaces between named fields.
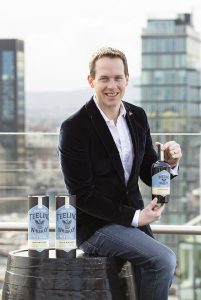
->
xmin=138 ymin=198 xmax=165 ymax=227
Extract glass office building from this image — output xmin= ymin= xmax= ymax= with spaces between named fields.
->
xmin=141 ymin=14 xmax=201 ymax=299
xmin=0 ymin=40 xmax=25 ymax=189
xmin=141 ymin=13 xmax=200 ymax=133
xmin=0 ymin=39 xmax=25 ymax=161
xmin=141 ymin=14 xmax=201 ymax=223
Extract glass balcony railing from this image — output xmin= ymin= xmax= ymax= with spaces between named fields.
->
xmin=0 ymin=132 xmax=201 ymax=300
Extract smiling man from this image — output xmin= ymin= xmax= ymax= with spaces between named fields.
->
xmin=59 ymin=47 xmax=182 ymax=300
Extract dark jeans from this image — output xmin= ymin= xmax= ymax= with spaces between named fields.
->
xmin=79 ymin=224 xmax=176 ymax=300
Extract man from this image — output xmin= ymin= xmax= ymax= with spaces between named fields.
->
xmin=59 ymin=47 xmax=182 ymax=300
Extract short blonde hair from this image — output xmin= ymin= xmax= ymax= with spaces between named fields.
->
xmin=89 ymin=47 xmax=129 ymax=78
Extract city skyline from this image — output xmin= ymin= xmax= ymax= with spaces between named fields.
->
xmin=0 ymin=0 xmax=201 ymax=92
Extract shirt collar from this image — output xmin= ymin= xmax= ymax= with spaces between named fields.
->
xmin=93 ymin=95 xmax=126 ymax=123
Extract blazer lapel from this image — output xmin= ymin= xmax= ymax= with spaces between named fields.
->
xmin=124 ymin=103 xmax=139 ymax=185
xmin=85 ymin=99 xmax=125 ymax=186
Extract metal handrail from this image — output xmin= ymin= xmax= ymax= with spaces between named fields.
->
xmin=0 ymin=222 xmax=201 ymax=235
xmin=0 ymin=132 xmax=200 ymax=135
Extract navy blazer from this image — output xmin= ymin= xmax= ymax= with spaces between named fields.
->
xmin=59 ymin=98 xmax=158 ymax=246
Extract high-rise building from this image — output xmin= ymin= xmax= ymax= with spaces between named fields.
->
xmin=0 ymin=39 xmax=25 ymax=162
xmin=0 ymin=39 xmax=25 ymax=190
xmin=141 ymin=13 xmax=201 ymax=224
xmin=141 ymin=13 xmax=201 ymax=133
xmin=141 ymin=14 xmax=201 ymax=298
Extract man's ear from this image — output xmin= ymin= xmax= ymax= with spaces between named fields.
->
xmin=87 ymin=75 xmax=94 ymax=88
xmin=125 ymin=74 xmax=129 ymax=86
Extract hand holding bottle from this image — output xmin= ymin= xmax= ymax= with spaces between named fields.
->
xmin=161 ymin=141 xmax=182 ymax=168
xmin=138 ymin=198 xmax=165 ymax=226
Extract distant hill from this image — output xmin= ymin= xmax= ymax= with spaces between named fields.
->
xmin=26 ymin=77 xmax=141 ymax=132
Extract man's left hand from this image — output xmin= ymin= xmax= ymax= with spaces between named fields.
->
xmin=162 ymin=141 xmax=182 ymax=168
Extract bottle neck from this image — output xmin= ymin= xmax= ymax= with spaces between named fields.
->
xmin=159 ymin=150 xmax=164 ymax=161
xmin=158 ymin=144 xmax=164 ymax=161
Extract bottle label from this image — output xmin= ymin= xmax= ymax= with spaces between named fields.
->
xmin=28 ymin=204 xmax=49 ymax=250
xmin=56 ymin=205 xmax=76 ymax=250
xmin=152 ymin=170 xmax=170 ymax=196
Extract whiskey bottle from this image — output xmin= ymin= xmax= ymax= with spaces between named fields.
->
xmin=152 ymin=143 xmax=171 ymax=203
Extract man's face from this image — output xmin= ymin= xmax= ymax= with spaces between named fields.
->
xmin=88 ymin=57 xmax=129 ymax=111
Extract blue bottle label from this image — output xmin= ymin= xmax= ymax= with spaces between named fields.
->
xmin=152 ymin=170 xmax=170 ymax=196
xmin=56 ymin=204 xmax=76 ymax=250
xmin=28 ymin=204 xmax=49 ymax=250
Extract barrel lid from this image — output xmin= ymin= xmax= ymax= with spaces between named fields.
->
xmin=7 ymin=249 xmax=124 ymax=271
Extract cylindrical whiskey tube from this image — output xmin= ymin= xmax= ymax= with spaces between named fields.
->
xmin=28 ymin=195 xmax=49 ymax=257
xmin=56 ymin=195 xmax=76 ymax=258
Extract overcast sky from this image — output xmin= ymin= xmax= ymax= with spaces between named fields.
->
xmin=0 ymin=0 xmax=200 ymax=92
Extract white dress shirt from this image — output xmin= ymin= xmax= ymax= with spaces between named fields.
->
xmin=94 ymin=98 xmax=178 ymax=227
xmin=94 ymin=99 xmax=134 ymax=184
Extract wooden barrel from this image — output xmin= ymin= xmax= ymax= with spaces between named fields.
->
xmin=2 ymin=249 xmax=138 ymax=300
